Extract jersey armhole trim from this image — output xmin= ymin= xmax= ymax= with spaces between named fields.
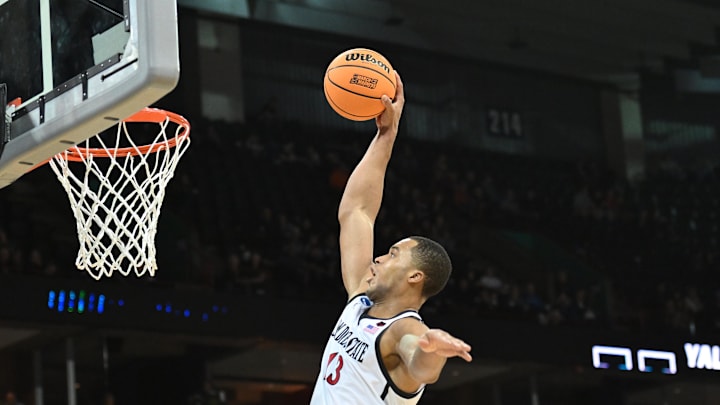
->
xmin=374 ymin=323 xmax=425 ymax=399
xmin=347 ymin=293 xmax=368 ymax=304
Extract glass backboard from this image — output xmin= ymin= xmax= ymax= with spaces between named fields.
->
xmin=0 ymin=0 xmax=180 ymax=188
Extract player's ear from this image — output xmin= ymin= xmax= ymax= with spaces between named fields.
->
xmin=408 ymin=270 xmax=424 ymax=285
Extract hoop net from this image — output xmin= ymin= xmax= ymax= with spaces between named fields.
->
xmin=48 ymin=108 xmax=191 ymax=280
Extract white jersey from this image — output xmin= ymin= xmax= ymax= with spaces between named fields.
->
xmin=310 ymin=294 xmax=425 ymax=405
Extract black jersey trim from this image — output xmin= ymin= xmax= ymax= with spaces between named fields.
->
xmin=380 ymin=383 xmax=390 ymax=400
xmin=360 ymin=308 xmax=422 ymax=327
xmin=360 ymin=309 xmax=421 ymax=321
xmin=347 ymin=293 xmax=368 ymax=304
xmin=374 ymin=317 xmax=425 ymax=400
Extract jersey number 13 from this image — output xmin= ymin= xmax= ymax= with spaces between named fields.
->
xmin=325 ymin=352 xmax=344 ymax=385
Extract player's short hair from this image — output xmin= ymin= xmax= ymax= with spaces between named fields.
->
xmin=408 ymin=236 xmax=452 ymax=298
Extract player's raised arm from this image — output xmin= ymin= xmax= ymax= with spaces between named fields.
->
xmin=338 ymin=72 xmax=405 ymax=298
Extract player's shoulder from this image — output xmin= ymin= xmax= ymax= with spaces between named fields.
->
xmin=347 ymin=293 xmax=372 ymax=307
xmin=384 ymin=313 xmax=427 ymax=339
xmin=379 ymin=315 xmax=429 ymax=359
xmin=340 ymin=293 xmax=373 ymax=318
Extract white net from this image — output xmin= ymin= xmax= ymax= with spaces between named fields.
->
xmin=48 ymin=109 xmax=191 ymax=279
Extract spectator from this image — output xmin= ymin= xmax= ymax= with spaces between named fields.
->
xmin=4 ymin=391 xmax=24 ymax=405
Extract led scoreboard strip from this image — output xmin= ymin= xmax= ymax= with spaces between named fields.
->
xmin=592 ymin=343 xmax=720 ymax=375
xmin=47 ymin=289 xmax=114 ymax=314
xmin=44 ymin=287 xmax=230 ymax=323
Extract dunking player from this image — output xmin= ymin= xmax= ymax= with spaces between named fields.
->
xmin=310 ymin=72 xmax=472 ymax=404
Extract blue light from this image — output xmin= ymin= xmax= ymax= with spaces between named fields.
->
xmin=155 ymin=304 xmax=162 ymax=311
xmin=221 ymin=306 xmax=228 ymax=314
xmin=88 ymin=294 xmax=96 ymax=312
xmin=165 ymin=304 xmax=172 ymax=313
xmin=48 ymin=290 xmax=56 ymax=310
xmin=202 ymin=313 xmax=208 ymax=322
xmin=68 ymin=291 xmax=76 ymax=313
xmin=212 ymin=305 xmax=218 ymax=313
xmin=97 ymin=295 xmax=106 ymax=314
xmin=78 ymin=291 xmax=86 ymax=314
xmin=58 ymin=290 xmax=66 ymax=312
xmin=183 ymin=309 xmax=190 ymax=318
xmin=117 ymin=299 xmax=125 ymax=307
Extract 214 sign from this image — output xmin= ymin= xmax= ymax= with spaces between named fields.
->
xmin=486 ymin=108 xmax=523 ymax=139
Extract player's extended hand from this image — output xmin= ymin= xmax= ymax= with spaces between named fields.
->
xmin=417 ymin=329 xmax=473 ymax=362
xmin=376 ymin=71 xmax=405 ymax=133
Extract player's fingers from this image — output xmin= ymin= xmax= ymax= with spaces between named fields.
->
xmin=443 ymin=339 xmax=471 ymax=358
xmin=459 ymin=351 xmax=473 ymax=362
xmin=450 ymin=342 xmax=471 ymax=355
xmin=458 ymin=341 xmax=472 ymax=352
xmin=441 ymin=335 xmax=469 ymax=350
xmin=381 ymin=94 xmax=393 ymax=109
xmin=394 ymin=71 xmax=405 ymax=104
xmin=455 ymin=339 xmax=472 ymax=362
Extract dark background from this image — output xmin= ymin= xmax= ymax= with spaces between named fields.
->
xmin=3 ymin=0 xmax=720 ymax=404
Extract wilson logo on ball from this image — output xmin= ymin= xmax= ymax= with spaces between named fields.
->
xmin=349 ymin=74 xmax=378 ymax=89
xmin=344 ymin=53 xmax=392 ymax=74
xmin=324 ymin=48 xmax=396 ymax=121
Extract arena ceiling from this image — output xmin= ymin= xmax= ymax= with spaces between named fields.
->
xmin=182 ymin=0 xmax=720 ymax=87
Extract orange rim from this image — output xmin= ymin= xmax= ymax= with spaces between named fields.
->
xmin=60 ymin=107 xmax=191 ymax=162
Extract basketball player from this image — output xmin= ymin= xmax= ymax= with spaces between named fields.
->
xmin=310 ymin=72 xmax=472 ymax=404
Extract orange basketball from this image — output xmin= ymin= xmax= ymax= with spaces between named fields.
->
xmin=323 ymin=48 xmax=397 ymax=121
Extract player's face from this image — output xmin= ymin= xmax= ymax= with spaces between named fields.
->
xmin=366 ymin=238 xmax=417 ymax=301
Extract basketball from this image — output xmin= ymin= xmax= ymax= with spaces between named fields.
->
xmin=323 ymin=48 xmax=397 ymax=121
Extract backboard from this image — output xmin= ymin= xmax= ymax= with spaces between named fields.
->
xmin=0 ymin=0 xmax=180 ymax=189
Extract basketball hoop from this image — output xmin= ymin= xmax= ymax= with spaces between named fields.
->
xmin=48 ymin=107 xmax=191 ymax=280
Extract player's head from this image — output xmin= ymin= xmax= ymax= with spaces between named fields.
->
xmin=408 ymin=236 xmax=452 ymax=298
xmin=367 ymin=236 xmax=452 ymax=302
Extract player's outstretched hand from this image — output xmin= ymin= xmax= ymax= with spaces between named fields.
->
xmin=376 ymin=71 xmax=405 ymax=133
xmin=417 ymin=329 xmax=473 ymax=362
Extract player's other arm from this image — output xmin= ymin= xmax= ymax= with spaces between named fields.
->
xmin=391 ymin=318 xmax=473 ymax=385
xmin=338 ymin=72 xmax=405 ymax=298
